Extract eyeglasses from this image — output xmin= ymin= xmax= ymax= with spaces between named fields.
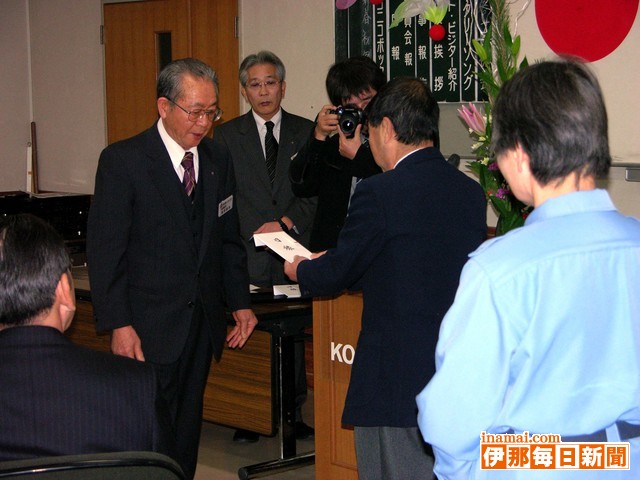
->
xmin=246 ymin=80 xmax=281 ymax=91
xmin=166 ymin=97 xmax=223 ymax=123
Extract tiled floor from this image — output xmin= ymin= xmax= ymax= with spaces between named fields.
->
xmin=195 ymin=393 xmax=315 ymax=480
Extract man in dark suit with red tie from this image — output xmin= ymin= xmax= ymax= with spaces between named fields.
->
xmin=0 ymin=214 xmax=173 ymax=462
xmin=87 ymin=58 xmax=257 ymax=479
xmin=285 ymin=77 xmax=487 ymax=480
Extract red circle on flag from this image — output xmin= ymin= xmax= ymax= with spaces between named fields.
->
xmin=535 ymin=0 xmax=639 ymax=62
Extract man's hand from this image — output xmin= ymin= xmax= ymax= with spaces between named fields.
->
xmin=254 ymin=216 xmax=293 ymax=234
xmin=337 ymin=124 xmax=363 ymax=160
xmin=254 ymin=221 xmax=282 ymax=234
xmin=314 ymin=105 xmax=339 ymax=140
xmin=226 ymin=308 xmax=258 ymax=349
xmin=282 ymin=253 xmax=313 ymax=282
xmin=111 ymin=325 xmax=145 ymax=361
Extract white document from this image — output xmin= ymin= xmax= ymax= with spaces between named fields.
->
xmin=273 ymin=284 xmax=301 ymax=298
xmin=253 ymin=232 xmax=312 ymax=263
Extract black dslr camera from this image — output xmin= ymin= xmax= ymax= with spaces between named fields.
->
xmin=329 ymin=105 xmax=365 ymax=138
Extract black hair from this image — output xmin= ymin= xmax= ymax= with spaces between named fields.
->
xmin=366 ymin=76 xmax=439 ymax=147
xmin=0 ymin=214 xmax=71 ymax=326
xmin=325 ymin=56 xmax=386 ymax=106
xmin=492 ymin=58 xmax=610 ymax=185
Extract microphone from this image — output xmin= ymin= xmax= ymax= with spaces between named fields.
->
xmin=447 ymin=153 xmax=461 ymax=168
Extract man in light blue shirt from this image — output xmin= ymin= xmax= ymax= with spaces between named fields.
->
xmin=416 ymin=58 xmax=640 ymax=479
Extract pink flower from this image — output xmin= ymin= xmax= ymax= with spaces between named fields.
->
xmin=496 ymin=188 xmax=509 ymax=199
xmin=458 ymin=103 xmax=486 ymax=136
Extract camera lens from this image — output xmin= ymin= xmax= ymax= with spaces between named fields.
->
xmin=341 ymin=118 xmax=356 ymax=136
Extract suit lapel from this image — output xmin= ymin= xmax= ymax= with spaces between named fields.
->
xmin=273 ymin=110 xmax=301 ymax=197
xmin=143 ymin=125 xmax=197 ymax=257
xmin=198 ymin=144 xmax=218 ymax=265
xmin=239 ymin=112 xmax=275 ymax=192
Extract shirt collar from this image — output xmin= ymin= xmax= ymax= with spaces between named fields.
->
xmin=157 ymin=119 xmax=198 ymax=170
xmin=525 ymin=189 xmax=616 ymax=227
xmin=252 ymin=109 xmax=282 ymax=131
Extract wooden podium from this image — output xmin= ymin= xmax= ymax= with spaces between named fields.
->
xmin=313 ymin=293 xmax=363 ymax=479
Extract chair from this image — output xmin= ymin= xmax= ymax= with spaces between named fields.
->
xmin=0 ymin=451 xmax=184 ymax=480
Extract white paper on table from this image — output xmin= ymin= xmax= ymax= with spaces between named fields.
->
xmin=253 ymin=232 xmax=312 ymax=263
xmin=273 ymin=284 xmax=301 ymax=298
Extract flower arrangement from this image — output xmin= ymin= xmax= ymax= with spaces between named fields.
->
xmin=460 ymin=0 xmax=533 ymax=235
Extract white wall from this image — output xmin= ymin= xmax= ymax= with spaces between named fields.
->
xmin=237 ymin=0 xmax=335 ymax=121
xmin=29 ymin=0 xmax=105 ymax=194
xmin=0 ymin=0 xmax=31 ymax=192
xmin=0 ymin=0 xmax=105 ymax=195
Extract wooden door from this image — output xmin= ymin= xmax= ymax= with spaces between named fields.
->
xmin=103 ymin=0 xmax=239 ymax=145
xmin=104 ymin=0 xmax=190 ymax=144
xmin=189 ymin=0 xmax=239 ymax=130
xmin=313 ymin=293 xmax=362 ymax=479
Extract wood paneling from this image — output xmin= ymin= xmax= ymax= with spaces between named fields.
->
xmin=204 ymin=329 xmax=274 ymax=435
xmin=66 ymin=299 xmax=111 ymax=353
xmin=313 ymin=293 xmax=362 ymax=479
xmin=104 ymin=0 xmax=191 ymax=144
xmin=190 ymin=0 xmax=239 ymax=125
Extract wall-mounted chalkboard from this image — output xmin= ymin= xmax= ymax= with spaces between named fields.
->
xmin=335 ymin=0 xmax=489 ymax=103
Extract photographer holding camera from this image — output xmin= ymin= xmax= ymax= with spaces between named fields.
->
xmin=289 ymin=56 xmax=384 ymax=251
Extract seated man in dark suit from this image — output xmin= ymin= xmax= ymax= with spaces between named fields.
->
xmin=0 ymin=214 xmax=173 ymax=462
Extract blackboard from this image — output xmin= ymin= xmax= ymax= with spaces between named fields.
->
xmin=335 ymin=0 xmax=489 ymax=102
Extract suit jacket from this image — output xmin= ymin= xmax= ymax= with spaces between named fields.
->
xmin=213 ymin=110 xmax=316 ymax=286
xmin=0 ymin=326 xmax=172 ymax=461
xmin=86 ymin=123 xmax=250 ymax=363
xmin=297 ymin=147 xmax=487 ymax=427
xmin=289 ymin=132 xmax=381 ymax=251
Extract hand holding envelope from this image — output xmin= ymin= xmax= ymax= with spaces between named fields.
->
xmin=253 ymin=232 xmax=326 ymax=285
xmin=253 ymin=232 xmax=312 ymax=263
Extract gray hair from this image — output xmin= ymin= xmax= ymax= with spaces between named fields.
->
xmin=239 ymin=51 xmax=286 ymax=87
xmin=157 ymin=58 xmax=219 ymax=100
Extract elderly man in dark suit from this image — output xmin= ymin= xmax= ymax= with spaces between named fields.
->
xmin=213 ymin=50 xmax=315 ymax=442
xmin=87 ymin=58 xmax=257 ymax=479
xmin=0 ymin=214 xmax=173 ymax=462
xmin=285 ymin=77 xmax=487 ymax=480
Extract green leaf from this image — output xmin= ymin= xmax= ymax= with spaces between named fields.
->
xmin=473 ymin=40 xmax=488 ymax=63
xmin=511 ymin=35 xmax=521 ymax=57
xmin=502 ymin=22 xmax=513 ymax=46
xmin=389 ymin=1 xmax=409 ymax=28
xmin=496 ymin=58 xmax=508 ymax=83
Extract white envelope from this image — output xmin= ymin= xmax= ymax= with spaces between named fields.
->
xmin=273 ymin=284 xmax=301 ymax=298
xmin=253 ymin=232 xmax=312 ymax=263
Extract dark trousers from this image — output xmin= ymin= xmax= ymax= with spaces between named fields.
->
xmin=354 ymin=426 xmax=435 ymax=480
xmin=153 ymin=305 xmax=212 ymax=480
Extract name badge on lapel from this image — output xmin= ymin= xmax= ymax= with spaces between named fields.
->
xmin=218 ymin=195 xmax=233 ymax=217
